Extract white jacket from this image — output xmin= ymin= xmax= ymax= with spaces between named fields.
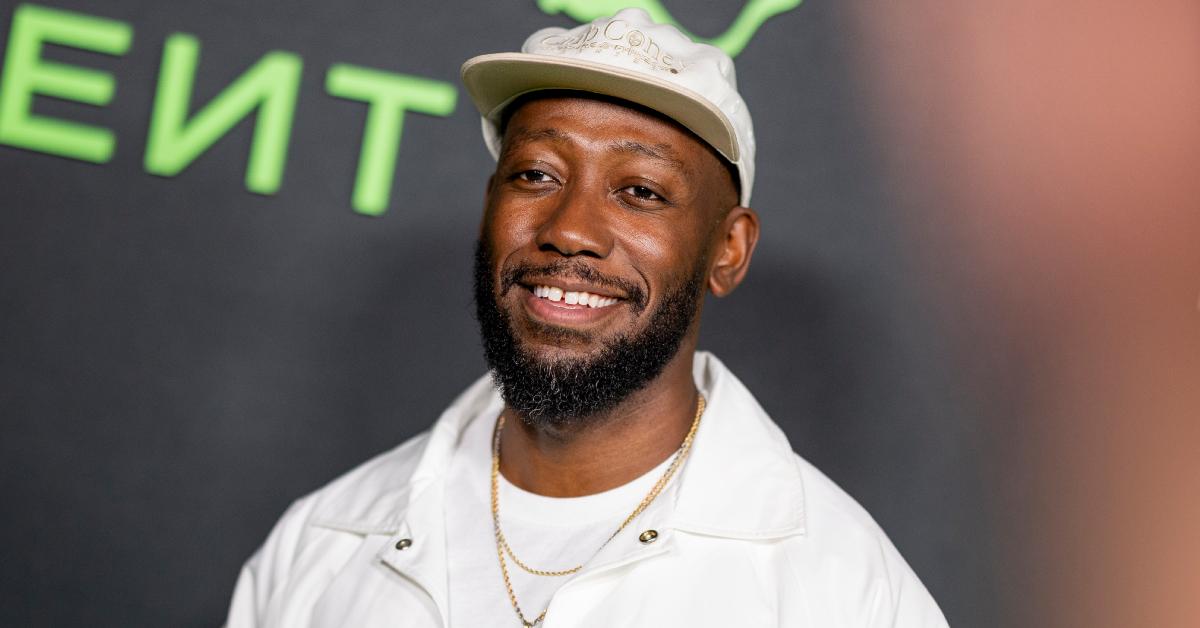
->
xmin=226 ymin=352 xmax=949 ymax=627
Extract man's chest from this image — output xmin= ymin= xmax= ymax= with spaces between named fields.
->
xmin=277 ymin=530 xmax=806 ymax=628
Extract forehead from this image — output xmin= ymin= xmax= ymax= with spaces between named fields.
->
xmin=499 ymin=94 xmax=724 ymax=172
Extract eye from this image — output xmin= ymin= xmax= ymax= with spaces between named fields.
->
xmin=515 ymin=169 xmax=554 ymax=184
xmin=622 ymin=185 xmax=667 ymax=203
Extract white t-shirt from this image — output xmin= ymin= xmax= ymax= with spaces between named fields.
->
xmin=444 ymin=412 xmax=675 ymax=627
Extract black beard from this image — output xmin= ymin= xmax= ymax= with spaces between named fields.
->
xmin=472 ymin=240 xmax=705 ymax=426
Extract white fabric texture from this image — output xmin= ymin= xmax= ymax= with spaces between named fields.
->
xmin=444 ymin=410 xmax=675 ymax=626
xmin=224 ymin=352 xmax=950 ymax=628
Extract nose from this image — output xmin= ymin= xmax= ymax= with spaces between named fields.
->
xmin=534 ymin=181 xmax=613 ymax=259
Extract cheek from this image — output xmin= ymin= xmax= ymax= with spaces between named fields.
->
xmin=616 ymin=217 xmax=702 ymax=289
xmin=484 ymin=197 xmax=543 ymax=251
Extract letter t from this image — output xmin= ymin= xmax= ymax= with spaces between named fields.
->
xmin=325 ymin=64 xmax=457 ymax=216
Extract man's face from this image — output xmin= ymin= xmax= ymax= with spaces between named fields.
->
xmin=474 ymin=95 xmax=739 ymax=423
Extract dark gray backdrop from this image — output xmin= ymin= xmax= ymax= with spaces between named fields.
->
xmin=0 ymin=1 xmax=996 ymax=625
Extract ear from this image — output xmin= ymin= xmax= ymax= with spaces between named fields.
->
xmin=708 ymin=206 xmax=760 ymax=297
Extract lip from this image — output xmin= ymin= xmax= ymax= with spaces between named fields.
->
xmin=520 ymin=285 xmax=626 ymax=327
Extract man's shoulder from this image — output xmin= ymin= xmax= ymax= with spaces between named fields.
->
xmin=289 ymin=430 xmax=433 ymax=533
xmin=293 ymin=373 xmax=500 ymax=528
xmin=229 ymin=429 xmax=437 ymax=615
xmin=792 ymin=453 xmax=895 ymax=553
xmin=779 ymin=452 xmax=948 ymax=626
xmin=698 ymin=353 xmax=914 ymax=567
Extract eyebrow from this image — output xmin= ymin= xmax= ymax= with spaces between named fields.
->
xmin=500 ymin=128 xmax=691 ymax=176
xmin=608 ymin=140 xmax=688 ymax=173
xmin=499 ymin=127 xmax=567 ymax=162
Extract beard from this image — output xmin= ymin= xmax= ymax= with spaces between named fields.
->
xmin=472 ymin=239 xmax=705 ymax=426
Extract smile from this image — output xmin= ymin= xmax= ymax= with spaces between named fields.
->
xmin=531 ymin=284 xmax=620 ymax=309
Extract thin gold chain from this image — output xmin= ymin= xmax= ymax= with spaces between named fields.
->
xmin=491 ymin=394 xmax=706 ymax=627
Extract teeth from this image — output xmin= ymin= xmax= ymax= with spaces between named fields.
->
xmin=532 ymin=285 xmax=619 ymax=308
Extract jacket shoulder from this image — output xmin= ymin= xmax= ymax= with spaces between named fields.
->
xmin=224 ymin=432 xmax=433 ymax=626
xmin=297 ymin=430 xmax=433 ymax=533
xmin=794 ymin=454 xmax=892 ymax=548
xmin=785 ymin=454 xmax=949 ymax=627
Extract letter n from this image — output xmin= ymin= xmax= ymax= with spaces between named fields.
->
xmin=144 ymin=34 xmax=301 ymax=195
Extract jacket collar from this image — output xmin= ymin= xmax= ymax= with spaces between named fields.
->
xmin=311 ymin=352 xmax=806 ymax=540
xmin=667 ymin=352 xmax=807 ymax=538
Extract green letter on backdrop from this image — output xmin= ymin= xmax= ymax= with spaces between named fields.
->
xmin=0 ymin=4 xmax=132 ymax=162
xmin=144 ymin=34 xmax=301 ymax=195
xmin=326 ymin=64 xmax=457 ymax=216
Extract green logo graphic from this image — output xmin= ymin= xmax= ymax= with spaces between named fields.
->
xmin=0 ymin=3 xmax=457 ymax=216
xmin=536 ymin=0 xmax=802 ymax=57
xmin=0 ymin=2 xmax=800 ymax=216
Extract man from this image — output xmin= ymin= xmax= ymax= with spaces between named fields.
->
xmin=226 ymin=9 xmax=948 ymax=627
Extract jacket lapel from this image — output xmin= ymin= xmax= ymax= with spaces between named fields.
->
xmin=666 ymin=353 xmax=807 ymax=539
xmin=375 ymin=479 xmax=451 ymax=628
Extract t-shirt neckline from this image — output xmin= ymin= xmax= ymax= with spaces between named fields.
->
xmin=496 ymin=453 xmax=675 ymax=528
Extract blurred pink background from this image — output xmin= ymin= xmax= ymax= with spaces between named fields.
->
xmin=850 ymin=1 xmax=1200 ymax=626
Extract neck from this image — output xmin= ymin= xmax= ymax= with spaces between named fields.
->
xmin=498 ymin=347 xmax=700 ymax=497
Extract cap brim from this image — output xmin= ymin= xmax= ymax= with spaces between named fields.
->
xmin=461 ymin=53 xmax=739 ymax=163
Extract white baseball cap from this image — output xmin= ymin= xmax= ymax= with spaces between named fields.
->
xmin=461 ymin=7 xmax=756 ymax=206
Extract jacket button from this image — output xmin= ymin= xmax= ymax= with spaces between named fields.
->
xmin=395 ymin=538 xmax=413 ymax=550
xmin=638 ymin=529 xmax=659 ymax=544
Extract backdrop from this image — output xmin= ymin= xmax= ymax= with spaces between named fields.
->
xmin=0 ymin=1 xmax=998 ymax=625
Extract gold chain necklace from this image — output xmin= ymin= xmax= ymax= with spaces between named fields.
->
xmin=490 ymin=394 xmax=706 ymax=627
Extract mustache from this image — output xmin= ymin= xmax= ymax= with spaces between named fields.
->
xmin=501 ymin=259 xmax=648 ymax=312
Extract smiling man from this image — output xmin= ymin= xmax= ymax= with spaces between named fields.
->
xmin=226 ymin=9 xmax=947 ymax=628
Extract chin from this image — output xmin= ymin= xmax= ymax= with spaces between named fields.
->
xmin=473 ymin=238 xmax=705 ymax=422
xmin=511 ymin=306 xmax=626 ymax=347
